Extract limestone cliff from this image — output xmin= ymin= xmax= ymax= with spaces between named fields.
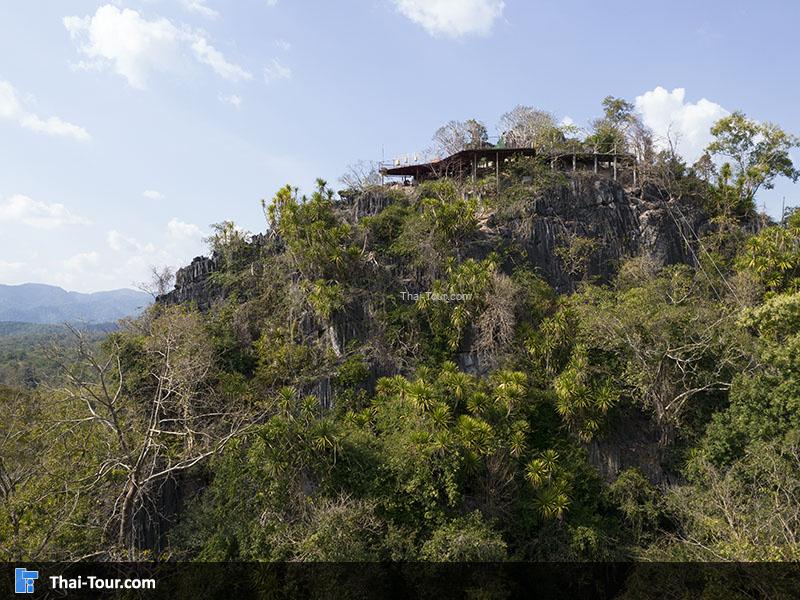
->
xmin=159 ymin=175 xmax=707 ymax=308
xmin=155 ymin=175 xmax=715 ymax=485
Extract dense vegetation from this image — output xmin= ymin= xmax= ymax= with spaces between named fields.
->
xmin=2 ymin=99 xmax=799 ymax=563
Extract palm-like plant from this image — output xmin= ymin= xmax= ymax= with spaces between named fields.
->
xmin=309 ymin=419 xmax=341 ymax=463
xmin=457 ymin=415 xmax=495 ymax=456
xmin=534 ymin=485 xmax=570 ymax=520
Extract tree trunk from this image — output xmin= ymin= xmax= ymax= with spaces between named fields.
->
xmin=118 ymin=478 xmax=138 ymax=556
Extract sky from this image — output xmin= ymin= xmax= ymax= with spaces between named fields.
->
xmin=0 ymin=0 xmax=798 ymax=292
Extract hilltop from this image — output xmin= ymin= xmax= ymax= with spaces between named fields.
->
xmin=4 ymin=102 xmax=800 ymax=572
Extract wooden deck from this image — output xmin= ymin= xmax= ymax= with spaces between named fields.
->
xmin=381 ymin=147 xmax=637 ymax=184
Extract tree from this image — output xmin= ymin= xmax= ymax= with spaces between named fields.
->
xmin=265 ymin=179 xmax=358 ymax=282
xmin=339 ymin=160 xmax=382 ymax=191
xmin=667 ymin=440 xmax=800 ymax=561
xmin=137 ymin=265 xmax=175 ymax=300
xmin=432 ymin=119 xmax=489 ymax=156
xmin=204 ymin=221 xmax=253 ymax=271
xmin=568 ymin=265 xmax=749 ymax=442
xmin=736 ymin=216 xmax=800 ymax=293
xmin=706 ymin=111 xmax=800 ymax=216
xmin=0 ymin=385 xmax=100 ymax=560
xmin=54 ymin=309 xmax=258 ymax=557
xmin=586 ymin=96 xmax=637 ymax=153
xmin=420 ymin=511 xmax=507 ymax=561
xmin=498 ymin=105 xmax=563 ymax=151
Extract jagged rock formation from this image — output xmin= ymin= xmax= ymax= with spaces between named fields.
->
xmin=484 ymin=176 xmax=706 ymax=291
xmin=157 ymin=233 xmax=280 ymax=308
xmin=159 ymin=175 xmax=707 ymax=308
xmin=157 ymin=256 xmax=219 ymax=310
xmin=154 ymin=176 xmax=717 ymax=487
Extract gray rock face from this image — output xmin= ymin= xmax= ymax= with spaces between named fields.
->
xmin=156 ymin=177 xmax=712 ymax=485
xmin=158 ymin=176 xmax=708 ymax=307
xmin=157 ymin=256 xmax=219 ymax=310
xmin=497 ymin=175 xmax=706 ymax=291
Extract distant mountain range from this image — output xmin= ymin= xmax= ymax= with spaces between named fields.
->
xmin=0 ymin=283 xmax=151 ymax=325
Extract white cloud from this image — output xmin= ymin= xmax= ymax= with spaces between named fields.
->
xmin=265 ymin=0 xmax=278 ymax=6
xmin=0 ymin=194 xmax=91 ymax=229
xmin=63 ymin=251 xmax=101 ymax=271
xmin=0 ymin=260 xmax=25 ymax=277
xmin=0 ymin=81 xmax=22 ymax=118
xmin=64 ymin=5 xmax=251 ymax=89
xmin=274 ymin=38 xmax=291 ymax=51
xmin=167 ymin=217 xmax=202 ymax=240
xmin=220 ymin=93 xmax=242 ymax=109
xmin=264 ymin=58 xmax=291 ymax=83
xmin=143 ymin=189 xmax=165 ymax=200
xmin=191 ymin=38 xmax=253 ymax=82
xmin=394 ymin=0 xmax=504 ymax=38
xmin=635 ymin=86 xmax=729 ymax=163
xmin=107 ymin=229 xmax=131 ymax=252
xmin=107 ymin=230 xmax=155 ymax=253
xmin=179 ymin=0 xmax=219 ymax=19
xmin=3 ymin=216 xmax=209 ymax=292
xmin=0 ymin=79 xmax=90 ymax=141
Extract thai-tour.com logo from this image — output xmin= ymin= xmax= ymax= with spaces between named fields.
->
xmin=14 ymin=568 xmax=38 ymax=594
xmin=14 ymin=567 xmax=156 ymax=594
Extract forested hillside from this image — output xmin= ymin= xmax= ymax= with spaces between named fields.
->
xmin=2 ymin=99 xmax=799 ymax=565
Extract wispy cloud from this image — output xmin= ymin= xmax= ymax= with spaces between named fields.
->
xmin=394 ymin=0 xmax=505 ymax=38
xmin=143 ymin=190 xmax=166 ymax=200
xmin=64 ymin=5 xmax=252 ymax=89
xmin=191 ymin=38 xmax=253 ymax=82
xmin=219 ymin=93 xmax=242 ymax=109
xmin=0 ymin=79 xmax=90 ymax=141
xmin=0 ymin=194 xmax=91 ymax=229
xmin=264 ymin=58 xmax=291 ymax=83
xmin=179 ymin=0 xmax=219 ymax=19
xmin=167 ymin=217 xmax=203 ymax=241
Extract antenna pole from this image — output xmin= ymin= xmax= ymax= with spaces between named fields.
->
xmin=781 ymin=196 xmax=786 ymax=226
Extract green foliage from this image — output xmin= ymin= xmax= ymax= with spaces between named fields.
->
xmin=701 ymin=292 xmax=800 ymax=465
xmin=420 ymin=511 xmax=508 ymax=561
xmin=254 ymin=326 xmax=317 ymax=389
xmin=417 ymin=256 xmax=497 ymax=355
xmin=568 ymin=264 xmax=746 ymax=435
xmin=206 ymin=221 xmax=255 ymax=274
xmin=668 ymin=438 xmax=800 ymax=561
xmin=706 ymin=111 xmax=800 ymax=217
xmin=605 ymin=469 xmax=662 ymax=547
xmin=553 ymin=345 xmax=618 ymax=441
xmin=736 ymin=219 xmax=800 ymax=293
xmin=266 ymin=180 xmax=359 ymax=281
xmin=303 ymin=279 xmax=346 ymax=321
xmin=390 ymin=179 xmax=479 ymax=267
xmin=9 ymin=103 xmax=800 ymax=564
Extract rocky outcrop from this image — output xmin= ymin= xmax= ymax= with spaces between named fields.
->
xmin=488 ymin=175 xmax=707 ymax=291
xmin=159 ymin=176 xmax=709 ymax=309
xmin=157 ymin=232 xmax=284 ymax=309
xmin=157 ymin=256 xmax=219 ymax=310
xmin=588 ymin=404 xmax=680 ymax=485
xmin=157 ymin=176 xmax=714 ymax=485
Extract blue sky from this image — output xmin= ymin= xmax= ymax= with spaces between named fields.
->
xmin=0 ymin=0 xmax=797 ymax=292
